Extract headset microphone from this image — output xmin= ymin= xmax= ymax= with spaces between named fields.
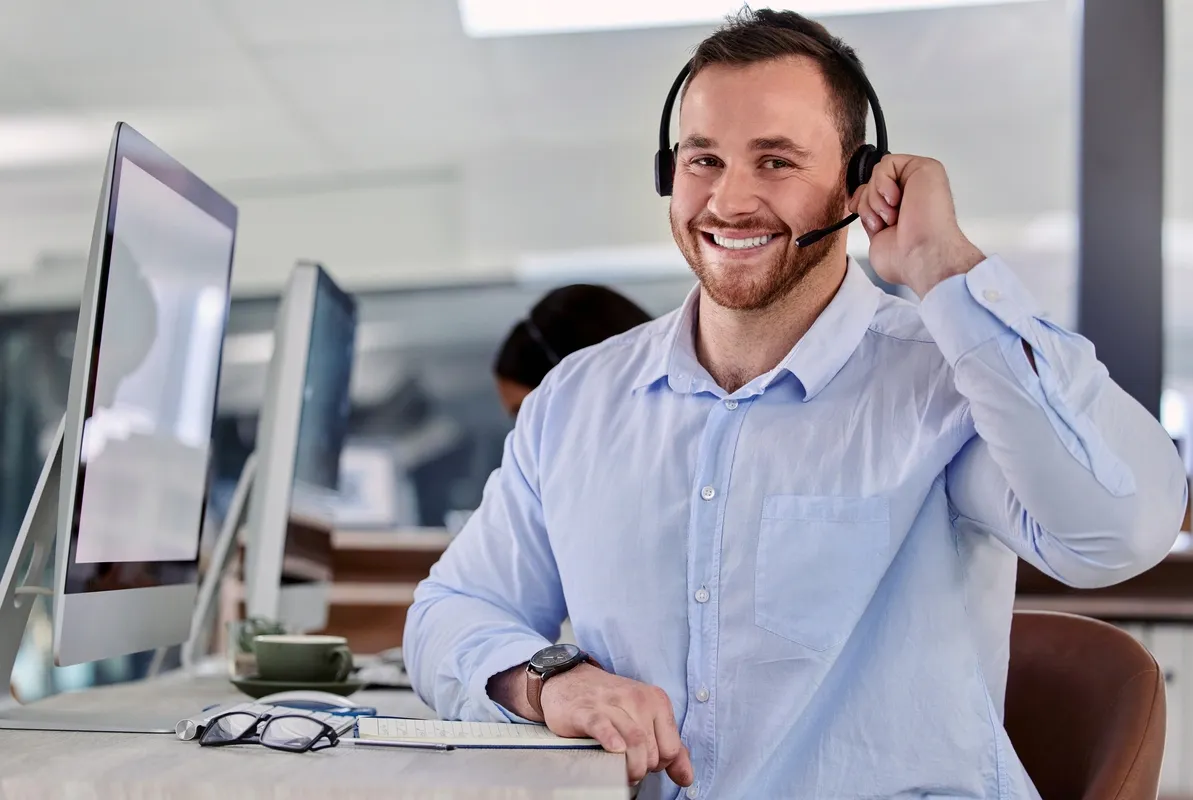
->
xmin=653 ymin=46 xmax=889 ymax=248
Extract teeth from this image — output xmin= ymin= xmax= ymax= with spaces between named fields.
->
xmin=712 ymin=233 xmax=775 ymax=250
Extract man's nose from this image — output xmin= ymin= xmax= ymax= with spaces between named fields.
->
xmin=707 ymin=163 xmax=761 ymax=220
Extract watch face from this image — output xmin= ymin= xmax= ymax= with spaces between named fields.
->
xmin=531 ymin=644 xmax=581 ymax=671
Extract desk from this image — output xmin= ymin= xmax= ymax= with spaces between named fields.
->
xmin=0 ymin=671 xmax=627 ymax=799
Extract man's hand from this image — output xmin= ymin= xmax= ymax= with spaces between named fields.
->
xmin=489 ymin=661 xmax=694 ymax=787
xmin=846 ymin=154 xmax=986 ymax=298
xmin=543 ymin=664 xmax=694 ymax=787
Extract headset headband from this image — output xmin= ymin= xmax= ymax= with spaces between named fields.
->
xmin=523 ymin=314 xmax=561 ymax=366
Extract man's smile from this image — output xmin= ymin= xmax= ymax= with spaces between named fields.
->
xmin=700 ymin=230 xmax=785 ymax=253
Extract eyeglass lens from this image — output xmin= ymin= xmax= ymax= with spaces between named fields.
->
xmin=203 ymin=712 xmax=260 ymax=744
xmin=260 ymin=716 xmax=333 ymax=751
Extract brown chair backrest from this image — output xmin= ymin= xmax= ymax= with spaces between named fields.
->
xmin=1004 ymin=610 xmax=1166 ymax=800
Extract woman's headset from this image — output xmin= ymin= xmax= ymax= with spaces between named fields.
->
xmin=523 ymin=315 xmax=561 ymax=366
xmin=653 ymin=46 xmax=889 ymax=248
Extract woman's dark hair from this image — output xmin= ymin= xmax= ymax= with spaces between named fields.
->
xmin=494 ymin=284 xmax=653 ymax=389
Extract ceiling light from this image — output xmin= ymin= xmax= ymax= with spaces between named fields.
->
xmin=458 ymin=0 xmax=1045 ymax=38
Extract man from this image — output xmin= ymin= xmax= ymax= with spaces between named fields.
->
xmin=405 ymin=9 xmax=1186 ymax=800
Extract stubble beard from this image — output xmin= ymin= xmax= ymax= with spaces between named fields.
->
xmin=671 ymin=185 xmax=848 ymax=312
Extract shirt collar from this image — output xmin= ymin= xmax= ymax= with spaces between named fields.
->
xmin=630 ymin=257 xmax=883 ymax=401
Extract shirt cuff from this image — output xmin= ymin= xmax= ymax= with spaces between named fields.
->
xmin=917 ymin=255 xmax=1037 ymax=367
xmin=468 ymin=636 xmax=552 ymax=724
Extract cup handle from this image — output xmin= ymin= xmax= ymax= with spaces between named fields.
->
xmin=329 ymin=645 xmax=354 ymax=682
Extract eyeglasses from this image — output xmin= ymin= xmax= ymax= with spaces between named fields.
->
xmin=199 ymin=708 xmax=340 ymax=753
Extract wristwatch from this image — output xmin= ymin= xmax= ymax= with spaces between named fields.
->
xmin=525 ymin=643 xmax=601 ymax=718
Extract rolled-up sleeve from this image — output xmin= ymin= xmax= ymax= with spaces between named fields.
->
xmin=403 ymin=380 xmax=565 ymax=721
xmin=919 ymin=256 xmax=1186 ymax=588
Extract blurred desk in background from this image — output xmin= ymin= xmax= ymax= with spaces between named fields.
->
xmin=1015 ymin=546 xmax=1193 ymax=622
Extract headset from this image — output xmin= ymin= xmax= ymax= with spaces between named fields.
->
xmin=653 ymin=47 xmax=889 ymax=249
xmin=523 ymin=314 xmax=561 ymax=366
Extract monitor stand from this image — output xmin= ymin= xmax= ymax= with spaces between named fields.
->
xmin=0 ymin=418 xmax=179 ymax=734
xmin=177 ymin=451 xmax=257 ymax=671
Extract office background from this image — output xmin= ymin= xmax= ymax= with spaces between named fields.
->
xmin=0 ymin=0 xmax=1190 ymax=768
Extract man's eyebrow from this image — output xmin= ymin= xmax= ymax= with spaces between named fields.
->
xmin=750 ymin=136 xmax=812 ymax=159
xmin=679 ymin=134 xmax=716 ymax=150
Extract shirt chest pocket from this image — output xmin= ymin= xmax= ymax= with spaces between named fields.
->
xmin=755 ymin=494 xmax=892 ymax=652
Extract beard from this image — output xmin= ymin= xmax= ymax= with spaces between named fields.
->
xmin=671 ymin=184 xmax=848 ymax=312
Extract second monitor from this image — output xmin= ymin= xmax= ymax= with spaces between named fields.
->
xmin=243 ymin=261 xmax=357 ymax=633
xmin=185 ymin=261 xmax=357 ymax=665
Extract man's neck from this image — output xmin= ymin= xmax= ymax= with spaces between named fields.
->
xmin=694 ymin=256 xmax=849 ymax=394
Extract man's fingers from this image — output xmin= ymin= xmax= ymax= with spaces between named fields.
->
xmin=666 ymin=743 xmax=696 ymax=788
xmin=652 ymin=697 xmax=683 ymax=763
xmin=653 ymin=711 xmax=692 ymax=786
xmin=857 ymin=186 xmax=886 ymax=235
xmin=607 ymin=706 xmax=656 ymax=784
xmin=581 ymin=710 xmax=626 ymax=754
xmin=872 ymin=168 xmax=902 ymax=209
xmin=867 ymin=188 xmax=896 ymax=228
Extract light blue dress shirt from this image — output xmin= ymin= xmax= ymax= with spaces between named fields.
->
xmin=405 ymin=256 xmax=1186 ymax=800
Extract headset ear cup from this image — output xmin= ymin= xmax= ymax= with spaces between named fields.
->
xmin=846 ymin=144 xmax=880 ymax=196
xmin=654 ymin=148 xmax=676 ymax=197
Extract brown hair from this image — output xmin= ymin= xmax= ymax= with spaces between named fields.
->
xmin=687 ymin=8 xmax=869 ymax=163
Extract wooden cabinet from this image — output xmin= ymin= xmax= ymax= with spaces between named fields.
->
xmin=216 ymin=526 xmax=451 ymax=656
xmin=309 ymin=529 xmax=451 ymax=653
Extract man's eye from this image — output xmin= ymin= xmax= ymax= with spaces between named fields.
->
xmin=692 ymin=157 xmax=721 ymax=168
xmin=762 ymin=158 xmax=791 ymax=169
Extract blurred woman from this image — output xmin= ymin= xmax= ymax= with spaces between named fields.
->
xmin=493 ymin=284 xmax=652 ymax=417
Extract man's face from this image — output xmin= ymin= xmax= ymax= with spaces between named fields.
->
xmin=669 ymin=57 xmax=849 ymax=311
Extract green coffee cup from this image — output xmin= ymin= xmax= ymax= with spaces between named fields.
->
xmin=253 ymin=634 xmax=354 ymax=683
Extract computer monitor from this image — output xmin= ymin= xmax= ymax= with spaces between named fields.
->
xmin=241 ymin=262 xmax=356 ymax=632
xmin=0 ymin=122 xmax=237 ymax=731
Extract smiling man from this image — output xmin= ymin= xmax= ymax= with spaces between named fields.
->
xmin=404 ymin=9 xmax=1186 ymax=800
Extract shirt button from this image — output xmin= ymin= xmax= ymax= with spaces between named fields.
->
xmin=695 ymin=686 xmax=710 ymax=703
xmin=700 ymin=486 xmax=716 ymax=501
xmin=983 ymin=288 xmax=1001 ymax=302
xmin=724 ymin=399 xmax=739 ymax=410
xmin=686 ymin=785 xmax=699 ymax=799
xmin=694 ymin=587 xmax=710 ymax=604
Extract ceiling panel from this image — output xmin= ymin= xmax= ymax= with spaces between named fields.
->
xmin=143 ymin=106 xmax=331 ymax=183
xmin=35 ymin=51 xmax=279 ymax=112
xmin=257 ymin=39 xmax=499 ymax=165
xmin=213 ymin=0 xmax=465 ymax=50
xmin=0 ymin=0 xmax=240 ymax=66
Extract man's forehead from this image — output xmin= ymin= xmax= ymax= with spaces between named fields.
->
xmin=679 ymin=58 xmax=834 ymax=124
xmin=678 ymin=59 xmax=836 ymax=145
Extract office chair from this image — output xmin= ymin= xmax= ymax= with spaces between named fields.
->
xmin=1004 ymin=610 xmax=1166 ymax=800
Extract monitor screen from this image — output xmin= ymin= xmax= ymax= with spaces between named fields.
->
xmin=71 ymin=156 xmax=234 ymax=568
xmin=290 ymin=269 xmax=356 ymax=510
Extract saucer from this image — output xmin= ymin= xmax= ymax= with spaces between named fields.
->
xmin=230 ymin=675 xmax=365 ymax=699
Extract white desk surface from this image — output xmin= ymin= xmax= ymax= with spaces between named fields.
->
xmin=0 ymin=669 xmax=627 ymax=800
